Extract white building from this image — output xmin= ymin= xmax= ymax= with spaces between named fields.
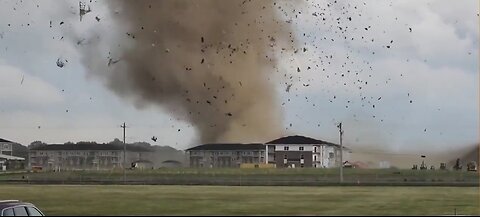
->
xmin=266 ymin=135 xmax=350 ymax=168
xmin=0 ymin=138 xmax=25 ymax=171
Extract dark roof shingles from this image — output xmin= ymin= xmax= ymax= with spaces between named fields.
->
xmin=30 ymin=143 xmax=150 ymax=152
xmin=266 ymin=135 xmax=338 ymax=146
xmin=0 ymin=138 xmax=13 ymax=143
xmin=186 ymin=143 xmax=265 ymax=151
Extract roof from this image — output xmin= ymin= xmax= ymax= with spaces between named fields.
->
xmin=0 ymin=154 xmax=24 ymax=161
xmin=30 ymin=143 xmax=150 ymax=152
xmin=0 ymin=201 xmax=35 ymax=210
xmin=266 ymin=135 xmax=339 ymax=146
xmin=0 ymin=138 xmax=13 ymax=143
xmin=186 ymin=143 xmax=265 ymax=151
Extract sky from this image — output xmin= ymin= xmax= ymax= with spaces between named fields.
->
xmin=0 ymin=0 xmax=478 ymax=155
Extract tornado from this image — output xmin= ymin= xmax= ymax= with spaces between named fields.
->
xmin=78 ymin=0 xmax=296 ymax=143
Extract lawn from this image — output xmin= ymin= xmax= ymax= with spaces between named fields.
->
xmin=1 ymin=168 xmax=477 ymax=185
xmin=0 ymin=185 xmax=478 ymax=215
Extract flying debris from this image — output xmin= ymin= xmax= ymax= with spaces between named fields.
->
xmin=79 ymin=1 xmax=92 ymax=22
xmin=56 ymin=58 xmax=66 ymax=68
xmin=108 ymin=58 xmax=120 ymax=66
xmin=151 ymin=136 xmax=157 ymax=142
xmin=286 ymin=84 xmax=293 ymax=92
xmin=95 ymin=16 xmax=101 ymax=22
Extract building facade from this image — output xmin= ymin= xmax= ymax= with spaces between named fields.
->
xmin=0 ymin=138 xmax=25 ymax=171
xmin=0 ymin=138 xmax=13 ymax=156
xmin=186 ymin=135 xmax=349 ymax=169
xmin=29 ymin=143 xmax=151 ymax=171
xmin=186 ymin=144 xmax=265 ymax=168
xmin=267 ymin=135 xmax=349 ymax=168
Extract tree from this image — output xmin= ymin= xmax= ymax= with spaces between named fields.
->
xmin=28 ymin=141 xmax=46 ymax=149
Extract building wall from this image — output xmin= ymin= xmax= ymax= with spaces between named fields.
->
xmin=275 ymin=151 xmax=313 ymax=168
xmin=0 ymin=142 xmax=13 ymax=156
xmin=29 ymin=149 xmax=146 ymax=171
xmin=188 ymin=149 xmax=265 ymax=168
xmin=187 ymin=144 xmax=349 ymax=169
xmin=272 ymin=143 xmax=345 ymax=168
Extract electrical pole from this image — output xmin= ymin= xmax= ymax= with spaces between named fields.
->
xmin=338 ymin=122 xmax=344 ymax=183
xmin=121 ymin=122 xmax=126 ymax=184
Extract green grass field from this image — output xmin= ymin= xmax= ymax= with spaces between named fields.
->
xmin=0 ymin=185 xmax=478 ymax=215
xmin=1 ymin=168 xmax=477 ymax=185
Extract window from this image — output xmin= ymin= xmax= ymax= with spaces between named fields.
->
xmin=329 ymin=152 xmax=334 ymax=158
xmin=14 ymin=207 xmax=28 ymax=216
xmin=299 ymin=147 xmax=304 ymax=151
xmin=284 ymin=146 xmax=289 ymax=151
xmin=26 ymin=207 xmax=43 ymax=216
xmin=2 ymin=208 xmax=14 ymax=216
xmin=314 ymin=147 xmax=317 ymax=153
xmin=314 ymin=155 xmax=317 ymax=161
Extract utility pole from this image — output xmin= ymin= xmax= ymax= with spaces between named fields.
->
xmin=121 ymin=122 xmax=126 ymax=184
xmin=338 ymin=122 xmax=344 ymax=183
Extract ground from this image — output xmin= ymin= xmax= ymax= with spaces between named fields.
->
xmin=1 ymin=168 xmax=478 ymax=185
xmin=0 ymin=185 xmax=478 ymax=215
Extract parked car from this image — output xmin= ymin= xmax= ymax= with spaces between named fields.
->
xmin=0 ymin=200 xmax=44 ymax=216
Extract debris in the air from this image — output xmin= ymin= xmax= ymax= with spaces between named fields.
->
xmin=77 ymin=39 xmax=86 ymax=45
xmin=79 ymin=1 xmax=92 ymax=22
xmin=409 ymin=27 xmax=412 ymax=32
xmin=286 ymin=84 xmax=292 ymax=92
xmin=226 ymin=113 xmax=233 ymax=116
xmin=108 ymin=58 xmax=120 ymax=66
xmin=60 ymin=21 xmax=64 ymax=25
xmin=56 ymin=58 xmax=65 ymax=68
xmin=151 ymin=136 xmax=157 ymax=142
xmin=95 ymin=16 xmax=100 ymax=22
